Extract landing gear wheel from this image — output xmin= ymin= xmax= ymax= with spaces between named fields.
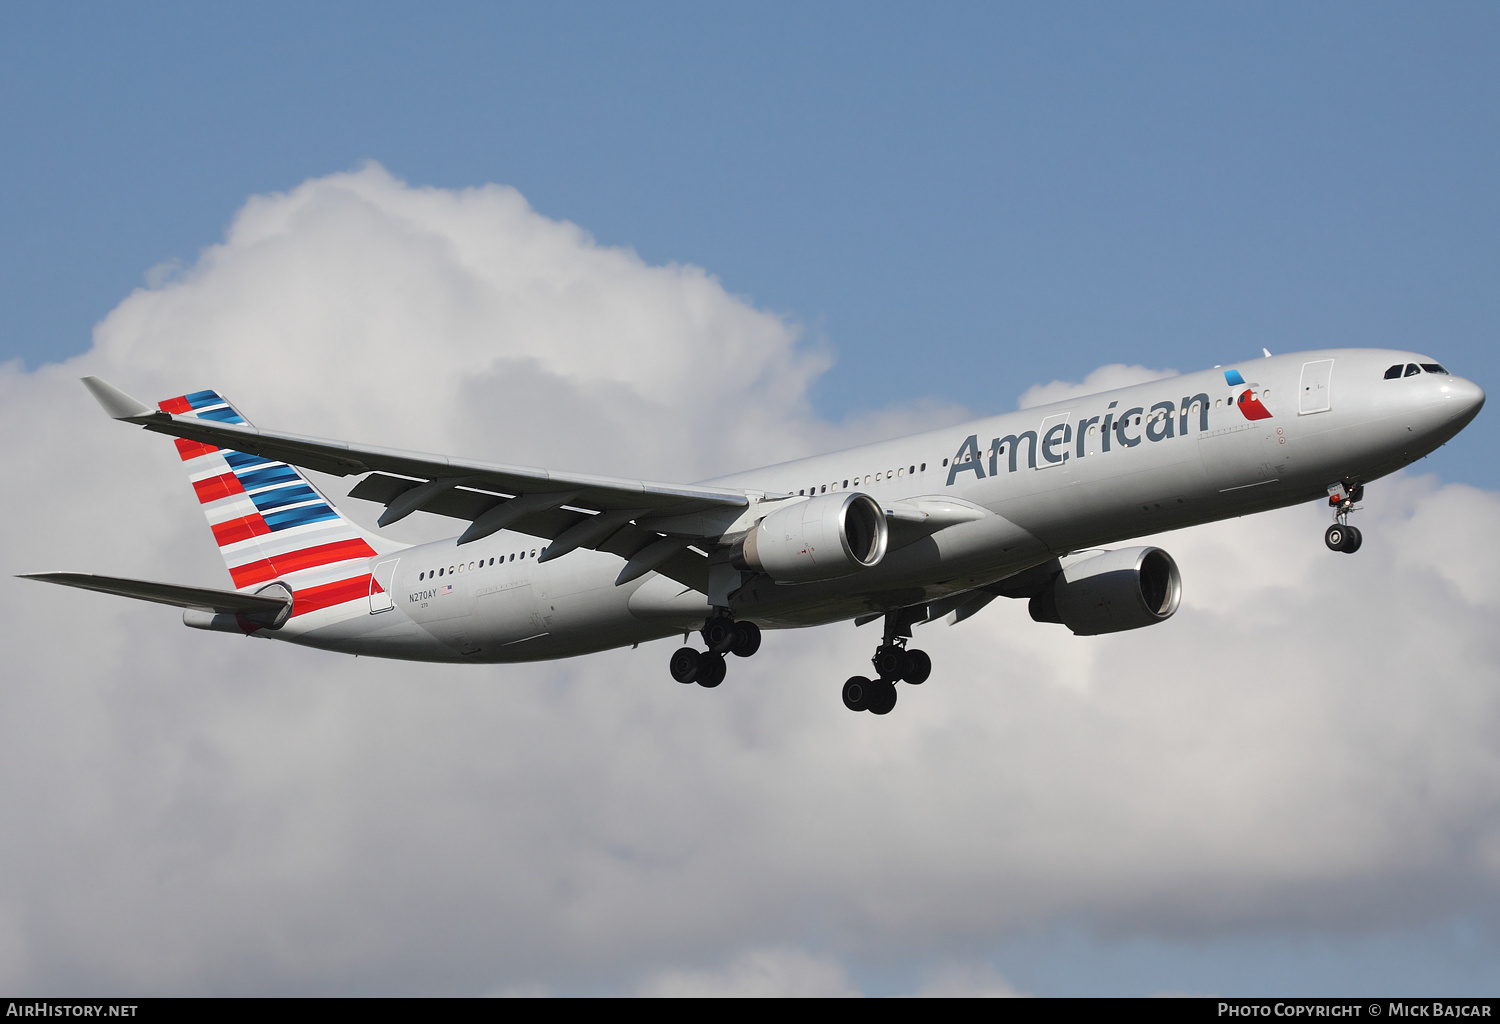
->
xmin=842 ymin=676 xmax=871 ymax=712
xmin=1343 ymin=525 xmax=1363 ymax=553
xmin=702 ymin=618 xmax=735 ymax=653
xmin=1325 ymin=524 xmax=1348 ymax=552
xmin=669 ymin=646 xmax=700 ymax=684
xmin=866 ymin=678 xmax=898 ymax=716
xmin=873 ymin=645 xmax=912 ymax=681
xmin=730 ymin=621 xmax=761 ymax=658
xmin=695 ymin=651 xmax=726 ymax=688
xmin=904 ymin=649 xmax=931 ymax=685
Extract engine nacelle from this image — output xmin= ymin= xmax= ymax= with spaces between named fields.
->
xmin=1029 ymin=546 xmax=1181 ymax=635
xmin=734 ymin=492 xmax=888 ymax=583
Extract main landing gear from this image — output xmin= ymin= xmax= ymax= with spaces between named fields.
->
xmin=669 ymin=614 xmax=761 ymax=688
xmin=1325 ymin=482 xmax=1365 ymax=554
xmin=842 ymin=609 xmax=931 ymax=715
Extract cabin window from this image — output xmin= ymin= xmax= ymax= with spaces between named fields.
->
xmin=865 ymin=474 xmax=871 ymax=484
xmin=820 ymin=485 xmax=826 ymax=493
xmin=942 ymin=459 xmax=948 ymax=467
xmin=843 ymin=479 xmax=849 ymax=487
xmin=1405 ymin=363 xmax=1421 ymax=377
xmin=419 ymin=572 xmax=424 ymax=581
xmin=531 ymin=549 xmax=537 ymax=557
xmin=438 ymin=568 xmax=444 ymax=577
xmin=920 ymin=463 xmax=926 ymax=471
xmin=909 ymin=465 xmax=915 ymax=474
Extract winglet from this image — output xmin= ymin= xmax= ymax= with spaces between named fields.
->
xmin=81 ymin=376 xmax=159 ymax=421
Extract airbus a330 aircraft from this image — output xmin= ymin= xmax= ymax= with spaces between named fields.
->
xmin=23 ymin=349 xmax=1483 ymax=714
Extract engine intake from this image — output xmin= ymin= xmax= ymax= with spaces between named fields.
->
xmin=1028 ymin=546 xmax=1181 ymax=635
xmin=734 ymin=492 xmax=888 ymax=583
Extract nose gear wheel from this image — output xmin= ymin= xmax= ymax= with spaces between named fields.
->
xmin=1325 ymin=482 xmax=1365 ymax=554
xmin=1324 ymin=524 xmax=1362 ymax=553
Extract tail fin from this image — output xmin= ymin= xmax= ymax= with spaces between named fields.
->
xmin=158 ymin=390 xmax=404 ymax=616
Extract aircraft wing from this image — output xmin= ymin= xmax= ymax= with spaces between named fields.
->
xmin=82 ymin=377 xmax=768 ymax=589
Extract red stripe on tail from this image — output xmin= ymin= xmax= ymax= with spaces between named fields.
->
xmin=212 ymin=515 xmax=272 ymax=547
xmin=228 ymin=537 xmax=377 ymax=588
xmin=193 ymin=472 xmax=245 ymax=503
xmin=175 ymin=438 xmax=219 ymax=461
xmin=290 ymin=575 xmax=372 ymax=617
xmin=158 ymin=396 xmax=193 ymax=414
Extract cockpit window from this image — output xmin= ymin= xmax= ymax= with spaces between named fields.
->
xmin=1404 ymin=363 xmax=1421 ymax=377
xmin=1384 ymin=364 xmax=1403 ymax=379
xmin=1421 ymin=363 xmax=1449 ymax=375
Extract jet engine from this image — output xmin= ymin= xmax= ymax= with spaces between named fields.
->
xmin=1027 ymin=546 xmax=1181 ymax=635
xmin=733 ymin=492 xmax=888 ymax=583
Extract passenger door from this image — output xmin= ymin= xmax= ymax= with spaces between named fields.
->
xmin=1299 ymin=359 xmax=1334 ymax=415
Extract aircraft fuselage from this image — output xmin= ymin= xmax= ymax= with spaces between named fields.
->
xmin=279 ymin=348 xmax=1482 ymax=663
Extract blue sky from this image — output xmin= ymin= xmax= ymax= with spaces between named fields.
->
xmin=4 ymin=2 xmax=1496 ymax=483
xmin=2 ymin=2 xmax=1498 ymax=997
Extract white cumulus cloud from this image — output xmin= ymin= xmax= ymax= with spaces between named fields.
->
xmin=1017 ymin=364 xmax=1178 ymax=409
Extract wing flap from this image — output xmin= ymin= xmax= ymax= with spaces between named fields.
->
xmin=341 ymin=473 xmax=710 ymax=589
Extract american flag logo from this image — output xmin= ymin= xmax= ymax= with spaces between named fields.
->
xmin=440 ymin=584 xmax=453 ymax=595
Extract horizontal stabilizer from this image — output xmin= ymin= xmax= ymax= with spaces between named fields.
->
xmin=19 ymin=572 xmax=291 ymax=620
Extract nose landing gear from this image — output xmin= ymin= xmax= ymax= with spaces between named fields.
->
xmin=842 ymin=609 xmax=931 ymax=715
xmin=1325 ymin=482 xmax=1365 ymax=553
xmin=668 ymin=614 xmax=761 ymax=688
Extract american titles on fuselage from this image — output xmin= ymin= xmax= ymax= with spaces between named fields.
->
xmin=947 ymin=368 xmax=1268 ymax=486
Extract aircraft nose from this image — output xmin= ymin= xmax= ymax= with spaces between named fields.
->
xmin=1442 ymin=376 xmax=1486 ymax=426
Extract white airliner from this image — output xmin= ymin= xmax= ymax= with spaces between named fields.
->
xmin=22 ymin=349 xmax=1483 ymax=714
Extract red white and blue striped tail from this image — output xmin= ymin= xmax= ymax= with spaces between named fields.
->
xmin=158 ymin=390 xmax=403 ymax=621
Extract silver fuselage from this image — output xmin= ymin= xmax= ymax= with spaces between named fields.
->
xmin=278 ymin=348 xmax=1484 ymax=662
